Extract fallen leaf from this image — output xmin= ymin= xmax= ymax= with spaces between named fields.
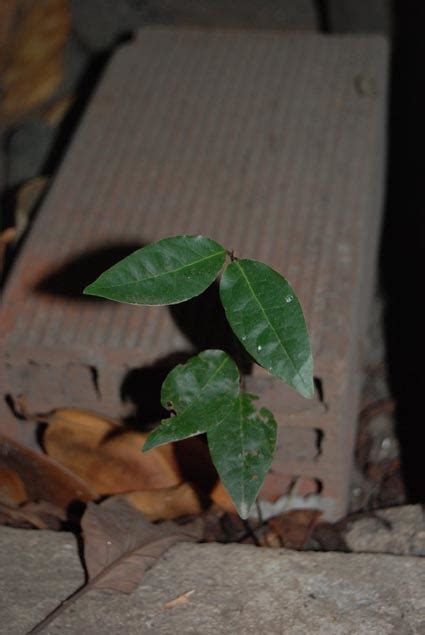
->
xmin=42 ymin=408 xmax=182 ymax=495
xmin=0 ymin=2 xmax=18 ymax=44
xmin=0 ymin=465 xmax=27 ymax=503
xmin=123 ymin=482 xmax=203 ymax=521
xmin=200 ymin=508 xmax=255 ymax=544
xmin=0 ymin=498 xmax=65 ymax=530
xmin=28 ymin=498 xmax=203 ymax=633
xmin=20 ymin=500 xmax=66 ymax=529
xmin=0 ymin=498 xmax=47 ymax=529
xmin=0 ymin=0 xmax=70 ymax=122
xmin=311 ymin=521 xmax=349 ymax=552
xmin=0 ymin=434 xmax=96 ymax=509
xmin=210 ymin=480 xmax=236 ymax=513
xmin=265 ymin=509 xmax=323 ymax=549
xmin=41 ymin=93 xmax=74 ymax=126
xmin=163 ymin=589 xmax=195 ymax=609
xmin=82 ymin=497 xmax=203 ymax=593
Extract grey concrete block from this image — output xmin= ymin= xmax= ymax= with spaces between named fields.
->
xmin=1 ymin=527 xmax=424 ymax=634
xmin=0 ymin=528 xmax=84 ymax=635
xmin=344 ymin=505 xmax=425 ymax=556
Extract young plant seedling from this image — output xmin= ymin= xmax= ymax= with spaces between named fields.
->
xmin=84 ymin=235 xmax=313 ymax=518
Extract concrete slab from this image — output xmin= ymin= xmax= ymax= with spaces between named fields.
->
xmin=0 ymin=528 xmax=84 ymax=635
xmin=1 ymin=527 xmax=424 ymax=634
xmin=344 ymin=505 xmax=425 ymax=556
xmin=0 ymin=30 xmax=389 ymax=519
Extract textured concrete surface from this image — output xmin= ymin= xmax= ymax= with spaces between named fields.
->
xmin=0 ymin=528 xmax=84 ymax=635
xmin=1 ymin=526 xmax=424 ymax=634
xmin=344 ymin=505 xmax=425 ymax=556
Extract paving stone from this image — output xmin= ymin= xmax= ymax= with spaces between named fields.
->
xmin=0 ymin=527 xmax=84 ymax=635
xmin=1 ymin=526 xmax=424 ymax=634
xmin=344 ymin=505 xmax=425 ymax=556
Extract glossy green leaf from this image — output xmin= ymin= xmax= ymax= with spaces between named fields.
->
xmin=84 ymin=235 xmax=226 ymax=305
xmin=143 ymin=350 xmax=239 ymax=451
xmin=143 ymin=349 xmax=277 ymax=517
xmin=207 ymin=394 xmax=277 ymax=519
xmin=160 ymin=350 xmax=240 ymax=413
xmin=220 ymin=259 xmax=314 ymax=399
xmin=142 ymin=413 xmax=208 ymax=451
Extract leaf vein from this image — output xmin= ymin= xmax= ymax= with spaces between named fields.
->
xmin=235 ymin=261 xmax=310 ymax=393
xmin=95 ymin=250 xmax=224 ymax=290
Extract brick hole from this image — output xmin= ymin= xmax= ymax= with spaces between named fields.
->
xmin=313 ymin=376 xmax=326 ymax=406
xmin=314 ymin=428 xmax=325 ymax=457
xmin=88 ymin=365 xmax=101 ymax=399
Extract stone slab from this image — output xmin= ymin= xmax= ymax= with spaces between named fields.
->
xmin=0 ymin=527 xmax=424 ymax=634
xmin=0 ymin=528 xmax=84 ymax=635
xmin=344 ymin=505 xmax=425 ymax=556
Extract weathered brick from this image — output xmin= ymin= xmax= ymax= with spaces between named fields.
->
xmin=0 ymin=30 xmax=388 ymax=519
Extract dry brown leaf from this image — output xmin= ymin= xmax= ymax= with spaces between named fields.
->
xmin=29 ymin=498 xmax=202 ymax=633
xmin=123 ymin=482 xmax=203 ymax=521
xmin=0 ymin=434 xmax=96 ymax=509
xmin=0 ymin=227 xmax=16 ymax=247
xmin=0 ymin=2 xmax=19 ymax=48
xmin=41 ymin=93 xmax=74 ymax=126
xmin=31 ymin=496 xmax=202 ymax=635
xmin=210 ymin=480 xmax=236 ymax=513
xmin=0 ymin=0 xmax=70 ymax=122
xmin=82 ymin=497 xmax=203 ymax=593
xmin=0 ymin=498 xmax=66 ymax=530
xmin=21 ymin=500 xmax=66 ymax=529
xmin=163 ymin=589 xmax=195 ymax=609
xmin=0 ymin=465 xmax=27 ymax=503
xmin=42 ymin=408 xmax=182 ymax=495
xmin=265 ymin=509 xmax=323 ymax=549
xmin=0 ymin=498 xmax=48 ymax=529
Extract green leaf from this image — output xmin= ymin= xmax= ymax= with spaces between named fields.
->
xmin=84 ymin=235 xmax=226 ymax=305
xmin=207 ymin=394 xmax=277 ymax=519
xmin=143 ymin=350 xmax=240 ymax=451
xmin=142 ymin=413 xmax=208 ymax=451
xmin=143 ymin=350 xmax=277 ymax=517
xmin=161 ymin=349 xmax=240 ymax=413
xmin=220 ymin=259 xmax=314 ymax=399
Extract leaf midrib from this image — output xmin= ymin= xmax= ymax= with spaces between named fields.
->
xmin=237 ymin=396 xmax=246 ymax=508
xmin=235 ymin=261 xmax=310 ymax=394
xmin=177 ymin=354 xmax=235 ymax=417
xmin=92 ymin=250 xmax=225 ymax=291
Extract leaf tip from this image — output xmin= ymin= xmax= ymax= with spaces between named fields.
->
xmin=238 ymin=500 xmax=252 ymax=520
xmin=83 ymin=283 xmax=97 ymax=297
xmin=142 ymin=437 xmax=155 ymax=452
xmin=299 ymin=377 xmax=315 ymax=400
